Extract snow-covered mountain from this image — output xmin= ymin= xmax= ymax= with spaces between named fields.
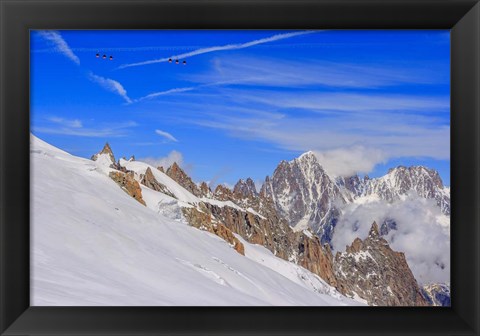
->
xmin=260 ymin=152 xmax=450 ymax=245
xmin=260 ymin=152 xmax=347 ymax=245
xmin=337 ymin=166 xmax=450 ymax=215
xmin=30 ymin=135 xmax=360 ymax=306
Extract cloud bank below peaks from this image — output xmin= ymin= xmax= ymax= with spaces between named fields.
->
xmin=331 ymin=193 xmax=450 ymax=285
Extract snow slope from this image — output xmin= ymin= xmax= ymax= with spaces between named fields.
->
xmin=31 ymin=135 xmax=361 ymax=306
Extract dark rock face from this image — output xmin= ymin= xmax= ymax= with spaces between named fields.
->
xmin=334 ymin=222 xmax=428 ymax=306
xmin=109 ymin=171 xmax=146 ymax=206
xmin=421 ymin=283 xmax=451 ymax=306
xmin=140 ymin=167 xmax=175 ymax=198
xmin=166 ymin=162 xmax=202 ymax=197
xmin=260 ymin=152 xmax=347 ymax=245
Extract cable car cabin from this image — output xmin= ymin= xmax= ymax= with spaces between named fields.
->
xmin=183 ymin=60 xmax=187 ymax=65
xmin=96 ymin=53 xmax=100 ymax=58
xmin=109 ymin=56 xmax=113 ymax=61
xmin=168 ymin=58 xmax=172 ymax=63
xmin=102 ymin=55 xmax=107 ymax=59
xmin=175 ymin=59 xmax=179 ymax=64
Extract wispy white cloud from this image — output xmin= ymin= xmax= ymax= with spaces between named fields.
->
xmin=155 ymin=129 xmax=178 ymax=142
xmin=140 ymin=150 xmax=183 ymax=170
xmin=37 ymin=31 xmax=80 ymax=65
xmin=118 ymin=30 xmax=317 ymax=69
xmin=185 ymin=56 xmax=448 ymax=89
xmin=313 ymin=147 xmax=387 ymax=177
xmin=226 ymin=91 xmax=449 ymax=113
xmin=136 ymin=87 xmax=197 ymax=102
xmin=47 ymin=116 xmax=83 ymax=128
xmin=34 ymin=120 xmax=137 ymax=138
xmin=180 ymin=95 xmax=450 ymax=169
xmin=88 ymin=73 xmax=132 ymax=104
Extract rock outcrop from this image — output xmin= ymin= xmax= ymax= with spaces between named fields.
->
xmin=190 ymin=199 xmax=337 ymax=287
xmin=233 ymin=178 xmax=258 ymax=199
xmin=109 ymin=171 xmax=146 ymax=206
xmin=91 ymin=142 xmax=116 ymax=166
xmin=199 ymin=182 xmax=213 ymax=198
xmin=182 ymin=206 xmax=245 ymax=255
xmin=214 ymin=184 xmax=235 ymax=202
xmin=166 ymin=162 xmax=202 ymax=197
xmin=334 ymin=222 xmax=428 ymax=306
xmin=140 ymin=167 xmax=175 ymax=198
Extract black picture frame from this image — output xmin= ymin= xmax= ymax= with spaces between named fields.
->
xmin=1 ymin=0 xmax=479 ymax=335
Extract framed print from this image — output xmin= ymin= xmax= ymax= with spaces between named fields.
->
xmin=1 ymin=0 xmax=479 ymax=335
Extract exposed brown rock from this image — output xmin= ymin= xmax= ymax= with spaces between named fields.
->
xmin=214 ymin=184 xmax=234 ymax=201
xmin=166 ymin=162 xmax=202 ymax=196
xmin=199 ymin=182 xmax=213 ymax=198
xmin=157 ymin=166 xmax=165 ymax=173
xmin=197 ymin=200 xmax=337 ymax=287
xmin=140 ymin=167 xmax=175 ymax=198
xmin=233 ymin=178 xmax=258 ymax=199
xmin=91 ymin=142 xmax=116 ymax=164
xmin=182 ymin=206 xmax=244 ymax=256
xmin=334 ymin=222 xmax=428 ymax=306
xmin=109 ymin=171 xmax=146 ymax=206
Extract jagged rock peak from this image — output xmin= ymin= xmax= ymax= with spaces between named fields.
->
xmin=368 ymin=221 xmax=380 ymax=238
xmin=166 ymin=162 xmax=201 ymax=197
xmin=261 ymin=150 xmax=345 ymax=244
xmin=199 ymin=181 xmax=213 ymax=198
xmin=157 ymin=166 xmax=165 ymax=173
xmin=297 ymin=150 xmax=317 ymax=161
xmin=140 ymin=167 xmax=176 ymax=198
xmin=129 ymin=155 xmax=135 ymax=162
xmin=233 ymin=178 xmax=258 ymax=198
xmin=91 ymin=142 xmax=115 ymax=163
xmin=334 ymin=221 xmax=428 ymax=306
xmin=386 ymin=165 xmax=443 ymax=187
xmin=214 ymin=184 xmax=234 ymax=201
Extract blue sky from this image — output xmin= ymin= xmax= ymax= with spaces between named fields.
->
xmin=31 ymin=30 xmax=450 ymax=187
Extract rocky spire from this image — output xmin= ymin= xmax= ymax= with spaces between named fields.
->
xmin=214 ymin=184 xmax=234 ymax=201
xmin=199 ymin=181 xmax=213 ymax=198
xmin=233 ymin=178 xmax=258 ymax=199
xmin=166 ymin=162 xmax=202 ymax=197
xmin=91 ymin=142 xmax=116 ymax=165
xmin=368 ymin=221 xmax=380 ymax=238
xmin=334 ymin=221 xmax=428 ymax=306
xmin=141 ymin=167 xmax=175 ymax=198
